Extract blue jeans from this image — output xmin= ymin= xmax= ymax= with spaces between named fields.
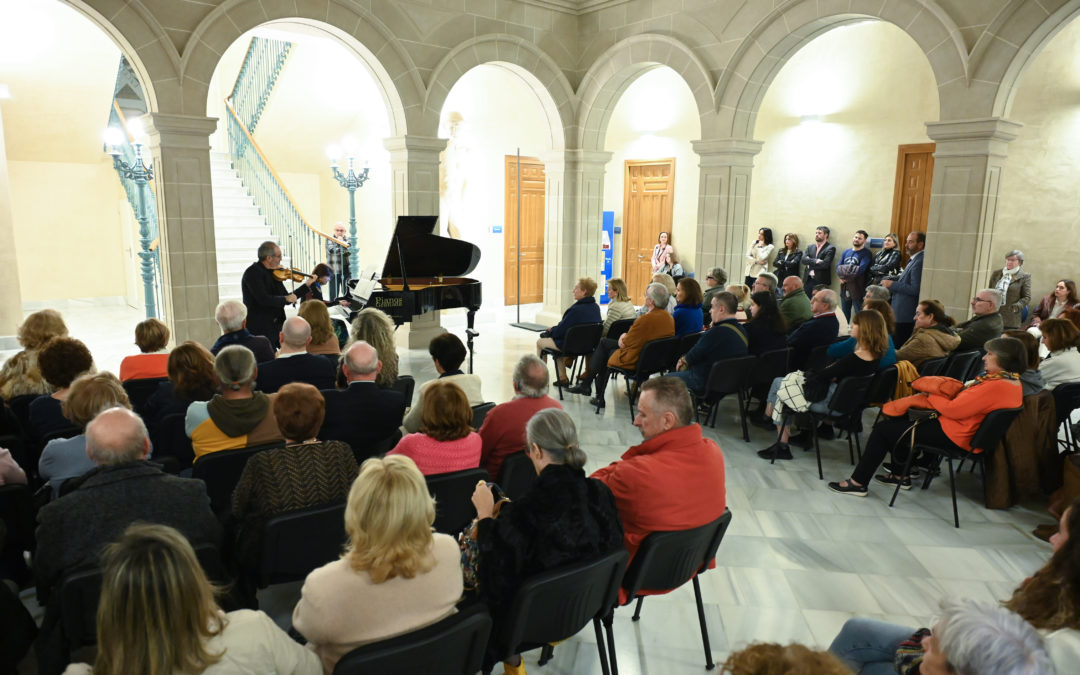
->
xmin=668 ymin=368 xmax=704 ymax=393
xmin=829 ymin=617 xmax=914 ymax=675
xmin=842 ymin=295 xmax=863 ymax=322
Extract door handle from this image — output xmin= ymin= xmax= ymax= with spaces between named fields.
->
xmin=637 ymin=253 xmax=644 ymax=260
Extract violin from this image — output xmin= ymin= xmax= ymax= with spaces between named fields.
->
xmin=272 ymin=267 xmax=312 ymax=283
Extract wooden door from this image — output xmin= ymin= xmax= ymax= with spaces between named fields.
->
xmin=890 ymin=143 xmax=935 ymax=263
xmin=622 ymin=159 xmax=675 ymax=300
xmin=504 ymin=156 xmax=545 ymax=304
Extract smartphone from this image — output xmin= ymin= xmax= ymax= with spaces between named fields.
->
xmin=486 ymin=481 xmax=506 ymax=502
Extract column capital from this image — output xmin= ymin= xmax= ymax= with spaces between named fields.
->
xmin=691 ymin=138 xmax=764 ymax=167
xmin=924 ymin=118 xmax=1023 ymax=158
xmin=143 ymin=113 xmax=217 ymax=150
xmin=383 ymin=135 xmax=447 ymax=157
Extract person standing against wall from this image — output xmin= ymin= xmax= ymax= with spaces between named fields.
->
xmin=326 ymin=222 xmax=351 ymax=299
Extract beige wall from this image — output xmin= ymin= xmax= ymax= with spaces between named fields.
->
xmin=995 ymin=16 xmax=1080 ymax=302
xmin=747 ymin=21 xmax=938 ymax=288
xmin=439 ymin=63 xmax=555 ymax=305
xmin=602 ymin=67 xmax=701 ymax=283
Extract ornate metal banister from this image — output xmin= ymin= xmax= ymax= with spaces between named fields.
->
xmin=229 ymin=37 xmax=292 ymax=134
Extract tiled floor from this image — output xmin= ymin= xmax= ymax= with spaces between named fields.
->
xmin=11 ymin=301 xmax=1056 ymax=673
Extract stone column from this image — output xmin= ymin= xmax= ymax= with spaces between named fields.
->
xmin=384 ymin=136 xmax=448 ymax=348
xmin=922 ymin=118 xmax=1023 ymax=319
xmin=0 ymin=100 xmax=23 ymax=346
xmin=143 ymin=113 xmax=221 ymax=347
xmin=690 ymin=139 xmax=763 ymax=282
xmin=536 ymin=149 xmax=612 ymax=326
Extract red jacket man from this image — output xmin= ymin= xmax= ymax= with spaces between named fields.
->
xmin=478 ymin=355 xmax=562 ymax=480
xmin=591 ymin=376 xmax=726 ymax=602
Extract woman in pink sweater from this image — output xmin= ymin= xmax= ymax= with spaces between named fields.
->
xmin=388 ymin=380 xmax=481 ymax=476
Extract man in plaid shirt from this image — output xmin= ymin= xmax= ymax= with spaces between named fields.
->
xmin=326 ymin=222 xmax=351 ymax=299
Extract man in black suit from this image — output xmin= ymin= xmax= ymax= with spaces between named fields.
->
xmin=210 ymin=299 xmax=275 ymax=362
xmin=320 ymin=340 xmax=406 ymax=459
xmin=786 ymin=288 xmax=841 ymax=370
xmin=241 ymin=241 xmax=297 ymax=348
xmin=254 ymin=317 xmax=336 ymax=393
xmin=802 ymin=226 xmax=837 ymax=298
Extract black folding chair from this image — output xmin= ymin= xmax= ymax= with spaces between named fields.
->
xmin=483 ymin=548 xmax=628 ymax=675
xmin=1053 ymin=383 xmax=1080 ymax=452
xmin=943 ymin=350 xmax=982 ymax=381
xmin=191 ymin=444 xmax=277 ymax=515
xmin=471 ymin=402 xmax=496 ymax=430
xmin=426 ymin=468 xmax=489 ymax=535
xmin=540 ymin=322 xmax=603 ymax=400
xmin=744 ymin=347 xmax=791 ymax=416
xmin=804 ymin=343 xmax=831 ymax=372
xmin=122 ymin=377 xmax=168 ymax=411
xmin=0 ymin=484 xmax=36 ymax=581
xmin=334 ymin=603 xmax=492 ymax=675
xmin=7 ymin=394 xmax=37 ymax=438
xmin=391 ymin=375 xmax=416 ymax=408
xmin=669 ymin=331 xmax=705 ymax=372
xmin=604 ymin=336 xmax=680 ymax=420
xmin=40 ymin=426 xmax=80 ymax=446
xmin=606 ymin=318 xmax=636 ymax=344
xmin=693 ymin=355 xmax=756 ymax=440
xmin=497 ymin=451 xmax=536 ymax=501
xmin=860 ymin=364 xmax=900 ymax=431
xmin=259 ymin=502 xmax=347 ymax=587
xmin=919 ymin=356 xmax=948 ymax=376
xmin=889 ymin=407 xmax=1025 ymax=527
xmin=602 ymin=510 xmax=733 ymax=674
xmin=149 ymin=412 xmax=195 ymax=473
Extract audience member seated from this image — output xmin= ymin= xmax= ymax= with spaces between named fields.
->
xmin=569 ymin=282 xmax=675 ymax=409
xmin=402 ymin=333 xmax=483 ymax=433
xmin=757 ymin=310 xmax=886 ymax=460
xmin=231 ymin=383 xmax=358 ymax=575
xmin=752 ymin=272 xmax=779 ymax=298
xmin=298 ymin=299 xmax=341 ymax=357
xmin=535 ymin=276 xmax=602 ymax=386
xmin=211 ymin=299 xmax=274 ymax=363
xmin=669 ymin=291 xmax=748 ymax=393
xmin=345 ymin=307 xmax=399 ymax=388
xmin=478 ymin=355 xmax=561 ymax=480
xmin=658 ymin=250 xmax=684 ymax=277
xmin=832 ymin=496 xmax=1080 ymax=673
xmin=638 ymin=273 xmax=677 ymax=316
xmin=672 ymin=277 xmax=704 ymax=337
xmin=701 ymin=267 xmax=729 ymax=326
xmin=727 ymin=283 xmax=751 ymax=318
xmin=0 ymin=309 xmax=68 ymax=401
xmin=827 ymin=336 xmax=1025 ymax=496
xmin=254 ymin=317 xmax=336 ymax=394
xmin=471 ymin=408 xmax=623 ymax=674
xmin=389 ymin=381 xmax=481 ymax=476
xmin=895 ymin=300 xmax=960 ymax=369
xmin=956 ymin=288 xmax=1006 ymax=352
xmin=1028 ymin=278 xmax=1080 ymax=328
xmin=786 ymin=288 xmax=841 ymax=370
xmin=39 ymin=372 xmax=132 ymax=498
xmin=1037 ymin=318 xmax=1080 ymax=390
xmin=186 ymin=346 xmax=283 ymax=459
xmin=64 ymin=523 xmax=320 ymax=675
xmin=591 ymin=378 xmax=726 ymax=585
xmin=292 ymin=456 xmax=462 ymax=673
xmin=722 ymin=643 xmax=852 ymax=675
xmin=602 ymin=278 xmax=637 ymax=336
xmin=34 ymin=407 xmax=221 ymax=607
xmin=29 ymin=336 xmax=94 ymax=442
xmin=827 ymin=299 xmax=897 ymax=371
xmin=744 ymin=290 xmax=788 ymax=355
xmin=0 ymin=445 xmax=26 ymax=486
xmin=118 ymin=318 xmax=170 ymax=381
xmin=833 ymin=599 xmax=1053 ymax=675
xmin=1003 ymin=330 xmax=1045 ymax=394
xmin=778 ymin=276 xmax=812 ymax=331
xmin=865 ymin=283 xmax=891 ymax=303
xmin=320 ymin=341 xmax=406 ymax=456
xmin=139 ymin=340 xmax=217 ymax=428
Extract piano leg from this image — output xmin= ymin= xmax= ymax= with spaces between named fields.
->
xmin=465 ymin=309 xmax=478 ymax=375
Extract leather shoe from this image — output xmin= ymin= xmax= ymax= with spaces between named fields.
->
xmin=757 ymin=442 xmax=793 ymax=460
xmin=589 ymin=397 xmax=606 ymax=409
xmin=567 ymin=383 xmax=591 ymax=396
xmin=749 ymin=415 xmax=775 ymax=430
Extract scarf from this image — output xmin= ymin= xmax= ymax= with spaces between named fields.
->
xmin=996 ymin=265 xmax=1020 ymax=295
xmin=965 ymin=370 xmax=1019 ymax=390
xmin=206 ymin=392 xmax=271 ymax=437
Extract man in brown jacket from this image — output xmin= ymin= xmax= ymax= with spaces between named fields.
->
xmin=569 ymin=282 xmax=676 ymax=408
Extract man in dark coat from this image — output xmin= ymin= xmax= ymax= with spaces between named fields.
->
xmin=320 ymin=341 xmax=406 ymax=460
xmin=210 ymin=299 xmax=275 ymax=362
xmin=241 ymin=241 xmax=297 ymax=349
xmin=955 ymin=289 xmax=1006 ymax=352
xmin=802 ymin=226 xmax=837 ymax=297
xmin=254 ymin=317 xmax=337 ymax=393
xmin=787 ymin=288 xmax=841 ymax=370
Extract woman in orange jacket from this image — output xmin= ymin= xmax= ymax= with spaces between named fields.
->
xmin=828 ymin=336 xmax=1026 ymax=496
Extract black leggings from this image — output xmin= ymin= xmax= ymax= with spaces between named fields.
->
xmin=851 ymin=417 xmax=954 ymax=485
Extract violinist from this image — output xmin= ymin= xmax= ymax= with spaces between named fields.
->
xmin=241 ymin=241 xmax=297 ymax=349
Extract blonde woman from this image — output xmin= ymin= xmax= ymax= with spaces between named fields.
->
xmin=602 ymin=278 xmax=636 ymax=337
xmin=0 ymin=309 xmax=68 ymax=401
xmin=293 ymin=455 xmax=462 ymax=673
xmin=298 ymin=300 xmax=340 ymax=357
xmin=345 ymin=308 xmax=398 ymax=387
xmin=65 ymin=523 xmax=320 ymax=674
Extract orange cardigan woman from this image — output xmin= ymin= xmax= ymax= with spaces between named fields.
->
xmin=828 ymin=336 xmax=1025 ymax=496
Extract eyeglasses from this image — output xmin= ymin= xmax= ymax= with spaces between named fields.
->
xmin=706 ymin=276 xmax=715 ymax=281
xmin=973 ymin=297 xmax=990 ymax=304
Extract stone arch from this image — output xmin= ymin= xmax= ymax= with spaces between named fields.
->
xmin=716 ymin=0 xmax=966 ymax=140
xmin=576 ymin=34 xmax=715 ymax=151
xmin=182 ymin=0 xmax=421 ymax=132
xmin=61 ymin=0 xmax=166 ymax=113
xmin=423 ymin=35 xmax=575 ymax=150
xmin=984 ymin=0 xmax=1080 ymax=118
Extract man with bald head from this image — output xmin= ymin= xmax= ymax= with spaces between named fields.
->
xmin=319 ymin=340 xmax=406 ymax=460
xmin=33 ymin=407 xmax=220 ymax=605
xmin=478 ymin=354 xmax=562 ymax=480
xmin=255 ymin=316 xmax=336 ymax=393
xmin=779 ymin=275 xmax=812 ymax=331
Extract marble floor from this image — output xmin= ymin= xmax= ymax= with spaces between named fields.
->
xmin=11 ymin=300 xmax=1056 ymax=673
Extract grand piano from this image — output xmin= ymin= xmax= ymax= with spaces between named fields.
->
xmin=362 ymin=215 xmax=483 ymax=336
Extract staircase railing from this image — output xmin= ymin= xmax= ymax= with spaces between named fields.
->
xmin=108 ymin=101 xmax=164 ymax=319
xmin=224 ymin=37 xmax=344 ymax=277
xmin=229 ymin=37 xmax=292 ymax=134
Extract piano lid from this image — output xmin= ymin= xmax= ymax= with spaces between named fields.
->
xmin=380 ymin=215 xmax=481 ymax=280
